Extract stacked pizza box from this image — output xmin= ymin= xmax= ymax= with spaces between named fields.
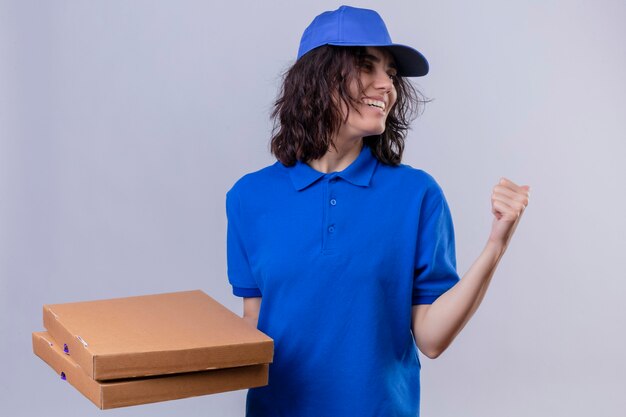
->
xmin=32 ymin=290 xmax=273 ymax=409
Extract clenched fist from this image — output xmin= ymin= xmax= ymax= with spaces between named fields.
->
xmin=488 ymin=177 xmax=531 ymax=249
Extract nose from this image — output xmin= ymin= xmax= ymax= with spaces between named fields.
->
xmin=373 ymin=69 xmax=394 ymax=94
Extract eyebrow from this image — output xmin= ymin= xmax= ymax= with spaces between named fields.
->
xmin=361 ymin=53 xmax=398 ymax=70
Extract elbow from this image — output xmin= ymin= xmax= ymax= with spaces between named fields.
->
xmin=418 ymin=340 xmax=450 ymax=359
xmin=421 ymin=346 xmax=443 ymax=359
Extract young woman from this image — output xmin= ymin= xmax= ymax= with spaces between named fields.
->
xmin=226 ymin=6 xmax=530 ymax=416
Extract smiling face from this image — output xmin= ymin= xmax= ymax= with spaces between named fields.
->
xmin=333 ymin=46 xmax=398 ymax=145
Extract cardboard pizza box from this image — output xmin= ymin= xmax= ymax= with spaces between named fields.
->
xmin=33 ymin=331 xmax=269 ymax=409
xmin=42 ymin=290 xmax=272 ymax=380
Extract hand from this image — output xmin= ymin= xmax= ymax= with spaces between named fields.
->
xmin=488 ymin=177 xmax=530 ymax=248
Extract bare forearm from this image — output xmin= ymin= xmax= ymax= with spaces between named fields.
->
xmin=457 ymin=240 xmax=506 ymax=328
xmin=413 ymin=240 xmax=506 ymax=357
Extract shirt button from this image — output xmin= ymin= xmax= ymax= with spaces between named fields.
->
xmin=330 ymin=199 xmax=337 ymax=206
xmin=329 ymin=177 xmax=338 ymax=183
xmin=328 ymin=225 xmax=335 ymax=233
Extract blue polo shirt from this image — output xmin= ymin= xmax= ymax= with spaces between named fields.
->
xmin=226 ymin=142 xmax=460 ymax=417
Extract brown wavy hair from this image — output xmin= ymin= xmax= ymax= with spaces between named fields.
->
xmin=270 ymin=45 xmax=428 ymax=166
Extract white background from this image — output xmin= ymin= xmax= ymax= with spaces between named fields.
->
xmin=1 ymin=1 xmax=625 ymax=416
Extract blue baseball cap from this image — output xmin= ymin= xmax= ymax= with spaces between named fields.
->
xmin=296 ymin=5 xmax=429 ymax=77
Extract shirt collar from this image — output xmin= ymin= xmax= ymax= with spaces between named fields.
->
xmin=288 ymin=143 xmax=378 ymax=191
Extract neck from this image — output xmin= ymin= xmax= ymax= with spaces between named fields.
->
xmin=306 ymin=138 xmax=364 ymax=174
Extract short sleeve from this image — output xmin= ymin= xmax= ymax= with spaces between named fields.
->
xmin=412 ymin=183 xmax=461 ymax=305
xmin=226 ymin=187 xmax=262 ymax=298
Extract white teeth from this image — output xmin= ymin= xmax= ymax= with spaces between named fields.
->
xmin=362 ymin=98 xmax=385 ymax=111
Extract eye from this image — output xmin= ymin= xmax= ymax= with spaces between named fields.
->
xmin=388 ymin=73 xmax=397 ymax=81
xmin=358 ymin=61 xmax=374 ymax=71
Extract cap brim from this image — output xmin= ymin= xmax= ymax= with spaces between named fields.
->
xmin=385 ymin=44 xmax=429 ymax=77
xmin=317 ymin=41 xmax=430 ymax=77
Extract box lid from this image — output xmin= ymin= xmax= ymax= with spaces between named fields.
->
xmin=32 ymin=331 xmax=269 ymax=409
xmin=43 ymin=290 xmax=272 ymax=380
